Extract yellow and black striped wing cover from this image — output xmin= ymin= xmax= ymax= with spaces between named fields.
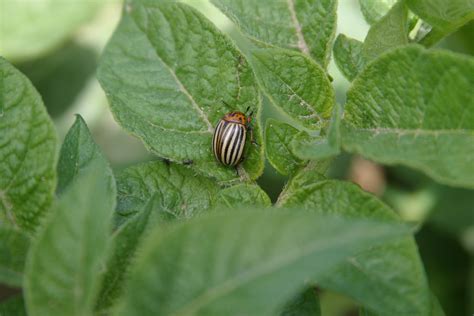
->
xmin=212 ymin=120 xmax=247 ymax=166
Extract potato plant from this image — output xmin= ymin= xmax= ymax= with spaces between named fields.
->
xmin=0 ymin=0 xmax=473 ymax=315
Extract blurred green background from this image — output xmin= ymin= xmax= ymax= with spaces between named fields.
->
xmin=1 ymin=1 xmax=473 ymax=315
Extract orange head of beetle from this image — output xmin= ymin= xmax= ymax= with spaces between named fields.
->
xmin=223 ymin=111 xmax=248 ymax=125
xmin=221 ymin=104 xmax=254 ymax=125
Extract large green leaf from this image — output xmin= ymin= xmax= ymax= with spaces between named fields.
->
xmin=115 ymin=160 xmax=220 ymax=223
xmin=115 ymin=208 xmax=411 ymax=316
xmin=24 ymin=164 xmax=116 ymax=316
xmin=0 ymin=58 xmax=57 ymax=232
xmin=0 ymin=223 xmax=30 ymax=287
xmin=333 ymin=34 xmax=364 ymax=81
xmin=96 ymin=196 xmax=160 ymax=313
xmin=265 ymin=119 xmax=304 ymax=176
xmin=278 ymin=177 xmax=431 ymax=315
xmin=342 ymin=45 xmax=474 ymax=188
xmin=250 ymin=47 xmax=334 ymax=130
xmin=116 ymin=160 xmax=269 ymax=227
xmin=0 ymin=0 xmax=103 ymax=61
xmin=212 ymin=0 xmax=337 ymax=67
xmin=362 ymin=1 xmax=409 ymax=62
xmin=57 ymin=115 xmax=114 ymax=197
xmin=98 ymin=0 xmax=263 ymax=182
xmin=359 ymin=0 xmax=397 ymax=25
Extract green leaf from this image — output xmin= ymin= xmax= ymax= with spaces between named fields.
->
xmin=250 ymin=47 xmax=335 ymax=129
xmin=280 ymin=288 xmax=321 ymax=316
xmin=265 ymin=119 xmax=304 ymax=176
xmin=97 ymin=1 xmax=263 ymax=182
xmin=115 ymin=208 xmax=411 ymax=316
xmin=342 ymin=45 xmax=474 ymax=188
xmin=96 ymin=196 xmax=160 ymax=312
xmin=116 ymin=161 xmax=271 ymax=226
xmin=359 ymin=0 xmax=398 ymax=24
xmin=0 ymin=295 xmax=27 ymax=316
xmin=407 ymin=0 xmax=474 ymax=33
xmin=0 ymin=1 xmax=103 ymax=62
xmin=276 ymin=166 xmax=327 ymax=207
xmin=213 ymin=183 xmax=271 ymax=208
xmin=333 ymin=34 xmax=364 ymax=81
xmin=0 ymin=223 xmax=30 ymax=287
xmin=57 ymin=115 xmax=114 ymax=197
xmin=362 ymin=1 xmax=409 ymax=62
xmin=212 ymin=0 xmax=337 ymax=67
xmin=116 ymin=160 xmax=220 ymax=223
xmin=290 ymin=103 xmax=342 ymax=161
xmin=0 ymin=58 xmax=57 ymax=232
xmin=279 ymin=178 xmax=432 ymax=315
xmin=24 ymin=164 xmax=116 ymax=316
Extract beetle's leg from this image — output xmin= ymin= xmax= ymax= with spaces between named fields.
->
xmin=222 ymin=100 xmax=231 ymax=108
xmin=247 ymin=124 xmax=259 ymax=146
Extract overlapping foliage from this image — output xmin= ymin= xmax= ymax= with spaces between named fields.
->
xmin=1 ymin=0 xmax=473 ymax=315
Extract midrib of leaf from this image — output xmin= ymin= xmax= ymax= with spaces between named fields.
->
xmin=76 ymin=197 xmax=94 ymax=313
xmin=286 ymin=0 xmax=310 ymax=55
xmin=285 ymin=80 xmax=323 ymax=123
xmin=70 ymin=124 xmax=85 ymax=181
xmin=253 ymin=54 xmax=323 ymax=125
xmin=169 ymin=234 xmax=371 ymax=315
xmin=274 ymin=126 xmax=298 ymax=157
xmin=0 ymin=190 xmax=15 ymax=227
xmin=129 ymin=7 xmax=213 ymax=133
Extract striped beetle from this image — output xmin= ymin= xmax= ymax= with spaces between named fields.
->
xmin=212 ymin=106 xmax=254 ymax=167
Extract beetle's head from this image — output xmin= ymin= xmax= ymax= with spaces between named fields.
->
xmin=224 ymin=111 xmax=247 ymax=125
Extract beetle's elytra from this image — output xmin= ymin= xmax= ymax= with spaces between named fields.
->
xmin=212 ymin=110 xmax=253 ymax=167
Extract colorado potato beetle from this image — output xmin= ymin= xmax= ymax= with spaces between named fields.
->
xmin=212 ymin=106 xmax=254 ymax=167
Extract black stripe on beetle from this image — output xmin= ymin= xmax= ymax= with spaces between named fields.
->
xmin=212 ymin=110 xmax=253 ymax=167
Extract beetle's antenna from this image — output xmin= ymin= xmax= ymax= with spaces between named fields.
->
xmin=222 ymin=100 xmax=231 ymax=108
xmin=247 ymin=105 xmax=253 ymax=117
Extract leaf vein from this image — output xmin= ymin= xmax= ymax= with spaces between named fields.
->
xmin=286 ymin=0 xmax=310 ymax=55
